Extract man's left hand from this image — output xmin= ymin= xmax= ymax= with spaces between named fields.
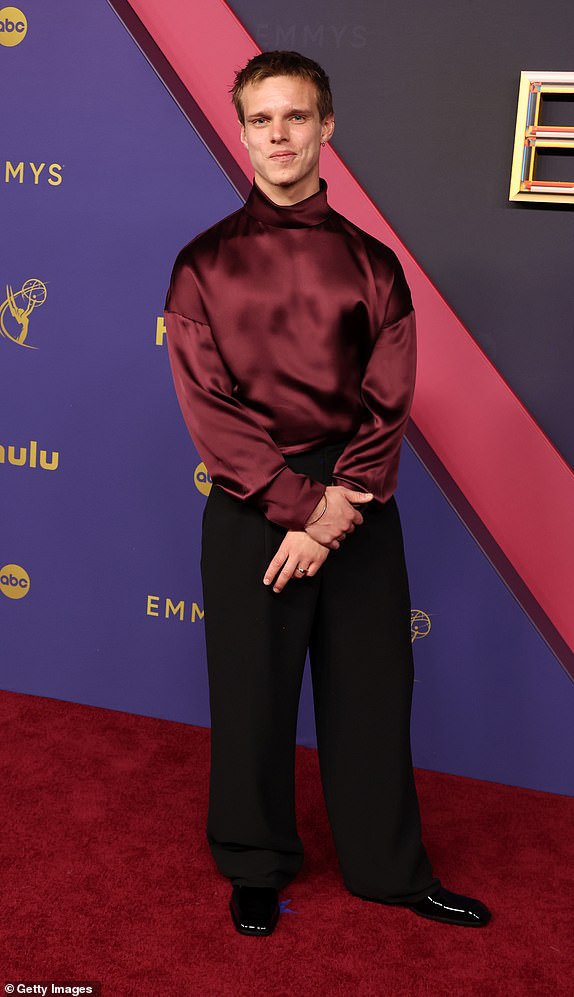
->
xmin=263 ymin=530 xmax=330 ymax=593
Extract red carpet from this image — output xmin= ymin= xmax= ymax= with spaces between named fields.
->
xmin=0 ymin=689 xmax=572 ymax=996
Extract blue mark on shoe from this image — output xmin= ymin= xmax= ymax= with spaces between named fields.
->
xmin=279 ymin=898 xmax=298 ymax=915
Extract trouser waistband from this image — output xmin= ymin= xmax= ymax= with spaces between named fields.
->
xmin=281 ymin=436 xmax=353 ymax=486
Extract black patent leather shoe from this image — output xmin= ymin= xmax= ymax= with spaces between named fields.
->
xmin=405 ymin=887 xmax=491 ymax=927
xmin=230 ymin=885 xmax=280 ymax=936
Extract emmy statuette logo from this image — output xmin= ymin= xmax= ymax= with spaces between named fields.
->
xmin=0 ymin=279 xmax=47 ymax=348
xmin=0 ymin=563 xmax=30 ymax=599
xmin=411 ymin=610 xmax=431 ymax=643
xmin=0 ymin=6 xmax=27 ymax=45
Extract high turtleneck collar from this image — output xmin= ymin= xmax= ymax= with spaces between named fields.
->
xmin=244 ymin=177 xmax=331 ymax=228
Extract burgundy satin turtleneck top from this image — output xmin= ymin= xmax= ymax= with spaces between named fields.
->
xmin=164 ymin=178 xmax=416 ymax=531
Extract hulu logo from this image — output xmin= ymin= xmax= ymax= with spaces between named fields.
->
xmin=0 ymin=440 xmax=59 ymax=470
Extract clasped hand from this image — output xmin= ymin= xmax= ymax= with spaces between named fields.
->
xmin=263 ymin=485 xmax=373 ymax=593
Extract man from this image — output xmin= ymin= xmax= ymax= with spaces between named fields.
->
xmin=164 ymin=50 xmax=490 ymax=936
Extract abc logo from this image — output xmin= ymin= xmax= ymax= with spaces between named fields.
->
xmin=194 ymin=461 xmax=212 ymax=496
xmin=0 ymin=563 xmax=30 ymax=599
xmin=0 ymin=7 xmax=27 ymax=46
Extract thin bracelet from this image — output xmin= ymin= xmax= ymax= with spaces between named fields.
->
xmin=305 ymin=494 xmax=327 ymax=527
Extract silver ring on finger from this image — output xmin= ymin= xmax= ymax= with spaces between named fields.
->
xmin=296 ymin=565 xmax=308 ymax=574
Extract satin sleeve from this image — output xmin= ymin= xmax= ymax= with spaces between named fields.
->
xmin=164 ymin=308 xmax=326 ymax=530
xmin=331 ymin=255 xmax=416 ymax=503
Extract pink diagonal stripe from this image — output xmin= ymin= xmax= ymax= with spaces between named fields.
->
xmin=128 ymin=0 xmax=574 ymax=655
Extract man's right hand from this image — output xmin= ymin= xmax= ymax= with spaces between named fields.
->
xmin=304 ymin=485 xmax=374 ymax=549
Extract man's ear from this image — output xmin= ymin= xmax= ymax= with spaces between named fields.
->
xmin=321 ymin=114 xmax=335 ymax=144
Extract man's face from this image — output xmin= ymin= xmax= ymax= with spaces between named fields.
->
xmin=239 ymin=75 xmax=334 ymax=200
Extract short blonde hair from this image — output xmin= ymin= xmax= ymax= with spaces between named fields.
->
xmin=231 ymin=50 xmax=334 ymax=125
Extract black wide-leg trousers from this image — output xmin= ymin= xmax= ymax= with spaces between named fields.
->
xmin=200 ymin=439 xmax=440 ymax=902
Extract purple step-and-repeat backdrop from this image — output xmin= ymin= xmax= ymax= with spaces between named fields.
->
xmin=2 ymin=1 xmax=573 ymax=795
